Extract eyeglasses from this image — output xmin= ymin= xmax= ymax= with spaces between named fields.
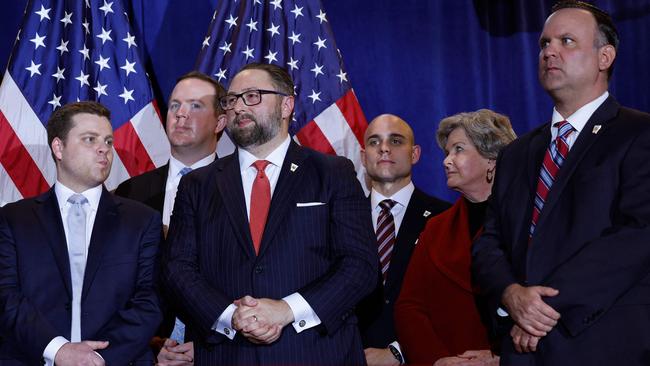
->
xmin=219 ymin=89 xmax=289 ymax=110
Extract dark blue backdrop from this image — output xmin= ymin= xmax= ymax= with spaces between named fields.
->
xmin=2 ymin=0 xmax=649 ymax=201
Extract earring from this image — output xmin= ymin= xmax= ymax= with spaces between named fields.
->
xmin=486 ymin=166 xmax=495 ymax=183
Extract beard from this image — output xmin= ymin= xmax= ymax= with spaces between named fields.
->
xmin=228 ymin=103 xmax=282 ymax=148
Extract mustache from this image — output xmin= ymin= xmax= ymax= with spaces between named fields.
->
xmin=233 ymin=113 xmax=257 ymax=125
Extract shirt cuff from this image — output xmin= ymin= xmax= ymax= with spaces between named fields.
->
xmin=389 ymin=341 xmax=405 ymax=364
xmin=212 ymin=303 xmax=237 ymax=340
xmin=497 ymin=307 xmax=510 ymax=317
xmin=43 ymin=336 xmax=69 ymax=366
xmin=282 ymin=292 xmax=321 ymax=333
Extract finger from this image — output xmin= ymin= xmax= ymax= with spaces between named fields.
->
xmin=169 ymin=342 xmax=193 ymax=353
xmin=84 ymin=340 xmax=110 ymax=350
xmin=538 ymin=303 xmax=561 ymax=321
xmin=240 ymin=295 xmax=259 ymax=307
xmin=533 ymin=286 xmax=559 ymax=298
xmin=528 ymin=335 xmax=540 ymax=352
xmin=163 ymin=338 xmax=179 ymax=347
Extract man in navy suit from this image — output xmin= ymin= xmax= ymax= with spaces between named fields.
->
xmin=0 ymin=101 xmax=162 ymax=365
xmin=472 ymin=1 xmax=650 ymax=364
xmin=115 ymin=71 xmax=227 ymax=365
xmin=163 ymin=63 xmax=378 ymax=365
xmin=357 ymin=114 xmax=449 ymax=365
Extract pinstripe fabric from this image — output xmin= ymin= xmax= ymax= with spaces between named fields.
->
xmin=163 ymin=142 xmax=378 ymax=365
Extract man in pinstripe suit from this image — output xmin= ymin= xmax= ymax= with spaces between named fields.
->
xmin=163 ymin=63 xmax=378 ymax=365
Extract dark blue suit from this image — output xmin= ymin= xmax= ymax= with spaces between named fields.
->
xmin=472 ymin=96 xmax=650 ymax=365
xmin=163 ymin=142 xmax=378 ymax=365
xmin=0 ymin=188 xmax=163 ymax=365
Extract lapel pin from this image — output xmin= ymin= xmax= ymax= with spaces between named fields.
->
xmin=592 ymin=125 xmax=602 ymax=134
xmin=423 ymin=210 xmax=431 ymax=217
xmin=290 ymin=163 xmax=299 ymax=172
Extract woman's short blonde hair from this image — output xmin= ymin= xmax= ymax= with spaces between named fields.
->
xmin=436 ymin=109 xmax=517 ymax=160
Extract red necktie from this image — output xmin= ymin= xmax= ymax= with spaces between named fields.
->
xmin=250 ymin=160 xmax=271 ymax=255
xmin=529 ymin=121 xmax=574 ymax=237
xmin=376 ymin=199 xmax=397 ymax=284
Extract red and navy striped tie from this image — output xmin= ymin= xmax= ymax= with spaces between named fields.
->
xmin=530 ymin=121 xmax=574 ymax=237
xmin=377 ymin=199 xmax=397 ymax=284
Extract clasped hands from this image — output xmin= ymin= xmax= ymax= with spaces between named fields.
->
xmin=231 ymin=295 xmax=294 ymax=345
xmin=502 ymin=283 xmax=561 ymax=353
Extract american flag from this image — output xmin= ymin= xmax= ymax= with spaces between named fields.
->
xmin=196 ymin=0 xmax=368 ymax=186
xmin=0 ymin=0 xmax=169 ymax=206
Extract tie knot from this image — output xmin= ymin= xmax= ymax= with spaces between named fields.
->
xmin=554 ymin=120 xmax=574 ymax=138
xmin=179 ymin=167 xmax=192 ymax=176
xmin=67 ymin=193 xmax=88 ymax=205
xmin=379 ymin=199 xmax=396 ymax=211
xmin=252 ymin=160 xmax=270 ymax=172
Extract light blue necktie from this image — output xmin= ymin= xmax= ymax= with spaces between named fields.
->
xmin=67 ymin=193 xmax=88 ymax=342
xmin=179 ymin=167 xmax=192 ymax=176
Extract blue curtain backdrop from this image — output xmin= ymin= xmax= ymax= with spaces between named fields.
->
xmin=2 ymin=0 xmax=649 ymax=202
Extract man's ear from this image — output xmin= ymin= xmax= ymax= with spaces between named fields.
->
xmin=599 ymin=44 xmax=616 ymax=73
xmin=281 ymin=95 xmax=295 ymax=120
xmin=51 ymin=137 xmax=64 ymax=161
xmin=411 ymin=145 xmax=421 ymax=164
xmin=215 ymin=114 xmax=227 ymax=134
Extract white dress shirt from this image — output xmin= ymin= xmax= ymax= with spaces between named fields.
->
xmin=162 ymin=153 xmax=216 ymax=227
xmin=43 ymin=182 xmax=102 ymax=365
xmin=550 ymin=91 xmax=609 ymax=148
xmin=212 ymin=136 xmax=322 ymax=339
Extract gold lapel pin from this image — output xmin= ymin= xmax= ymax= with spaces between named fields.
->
xmin=290 ymin=163 xmax=299 ymax=172
xmin=423 ymin=210 xmax=431 ymax=217
xmin=592 ymin=125 xmax=602 ymax=134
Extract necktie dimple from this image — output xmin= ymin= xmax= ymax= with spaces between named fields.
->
xmin=529 ymin=121 xmax=574 ymax=237
xmin=67 ymin=193 xmax=88 ymax=342
xmin=250 ymin=160 xmax=271 ymax=255
xmin=376 ymin=199 xmax=397 ymax=284
xmin=179 ymin=166 xmax=192 ymax=176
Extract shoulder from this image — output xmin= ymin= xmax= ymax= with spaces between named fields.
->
xmin=114 ymin=164 xmax=168 ymax=196
xmin=110 ymin=193 xmax=161 ymax=221
xmin=410 ymin=186 xmax=451 ymax=214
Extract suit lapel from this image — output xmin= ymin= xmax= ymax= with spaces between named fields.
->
xmin=35 ymin=189 xmax=72 ymax=298
xmin=150 ymin=163 xmax=169 ymax=212
xmin=258 ymin=142 xmax=308 ymax=257
xmin=82 ymin=188 xmax=118 ymax=299
xmin=215 ymin=153 xmax=256 ymax=258
xmin=534 ymin=97 xmax=619 ymax=231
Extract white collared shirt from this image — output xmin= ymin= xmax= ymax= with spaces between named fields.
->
xmin=213 ymin=136 xmax=321 ymax=339
xmin=43 ymin=182 xmax=103 ymax=365
xmin=550 ymin=91 xmax=609 ymax=148
xmin=370 ymin=182 xmax=415 ymax=235
xmin=163 ymin=153 xmax=216 ymax=227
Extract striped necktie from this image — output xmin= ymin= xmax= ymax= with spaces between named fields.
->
xmin=376 ymin=199 xmax=397 ymax=284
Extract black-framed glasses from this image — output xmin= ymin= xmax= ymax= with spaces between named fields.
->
xmin=219 ymin=89 xmax=289 ymax=110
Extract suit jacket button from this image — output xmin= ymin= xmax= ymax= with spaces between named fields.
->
xmin=298 ymin=320 xmax=306 ymax=327
xmin=385 ymin=299 xmax=390 ymax=304
xmin=254 ymin=266 xmax=263 ymax=274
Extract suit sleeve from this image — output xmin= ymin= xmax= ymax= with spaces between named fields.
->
xmin=292 ymin=157 xmax=378 ymax=335
xmin=162 ymin=175 xmax=235 ymax=340
xmin=94 ymin=211 xmax=163 ymax=364
xmin=543 ymin=126 xmax=650 ymax=336
xmin=0 ymin=208 xmax=60 ymax=359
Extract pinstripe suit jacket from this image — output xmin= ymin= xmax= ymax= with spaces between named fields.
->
xmin=163 ymin=142 xmax=378 ymax=365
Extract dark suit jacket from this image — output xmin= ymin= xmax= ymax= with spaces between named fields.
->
xmin=357 ymin=187 xmax=449 ymax=348
xmin=472 ymin=96 xmax=650 ymax=365
xmin=0 ymin=188 xmax=162 ymax=365
xmin=163 ymin=142 xmax=378 ymax=365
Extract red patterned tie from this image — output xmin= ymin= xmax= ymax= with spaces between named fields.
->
xmin=529 ymin=121 xmax=574 ymax=237
xmin=250 ymin=160 xmax=270 ymax=255
xmin=376 ymin=199 xmax=397 ymax=284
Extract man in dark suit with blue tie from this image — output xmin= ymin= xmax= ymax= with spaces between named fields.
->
xmin=357 ymin=114 xmax=449 ymax=365
xmin=472 ymin=1 xmax=650 ymax=364
xmin=0 ymin=102 xmax=162 ymax=365
xmin=163 ymin=63 xmax=378 ymax=365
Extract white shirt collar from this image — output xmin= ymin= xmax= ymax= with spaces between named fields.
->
xmin=551 ymin=91 xmax=609 ymax=134
xmin=169 ymin=153 xmax=216 ymax=177
xmin=370 ymin=182 xmax=414 ymax=210
xmin=238 ymin=135 xmax=291 ymax=173
xmin=54 ymin=181 xmax=102 ymax=211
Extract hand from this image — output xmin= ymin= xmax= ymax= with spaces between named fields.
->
xmin=54 ymin=340 xmax=109 ymax=366
xmin=510 ymin=324 xmax=541 ymax=353
xmin=232 ymin=295 xmax=293 ymax=344
xmin=501 ymin=283 xmax=560 ymax=337
xmin=156 ymin=338 xmax=194 ymax=365
xmin=435 ymin=350 xmax=498 ymax=366
xmin=364 ymin=347 xmax=399 ymax=366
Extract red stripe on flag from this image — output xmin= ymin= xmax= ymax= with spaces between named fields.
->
xmin=0 ymin=110 xmax=50 ymax=199
xmin=113 ymin=121 xmax=155 ymax=177
xmin=296 ymin=120 xmax=336 ymax=155
xmin=335 ymin=90 xmax=368 ymax=148
xmin=151 ymin=99 xmax=164 ymax=126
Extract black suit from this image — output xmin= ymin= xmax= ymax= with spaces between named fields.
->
xmin=473 ymin=96 xmax=650 ymax=364
xmin=357 ymin=187 xmax=450 ymax=348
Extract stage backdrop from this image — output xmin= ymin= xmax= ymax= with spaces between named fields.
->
xmin=2 ymin=0 xmax=649 ymax=202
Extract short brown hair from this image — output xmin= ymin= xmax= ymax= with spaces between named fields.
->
xmin=237 ymin=63 xmax=294 ymax=95
xmin=436 ymin=109 xmax=516 ymax=160
xmin=46 ymin=101 xmax=111 ymax=147
xmin=176 ymin=70 xmax=226 ymax=115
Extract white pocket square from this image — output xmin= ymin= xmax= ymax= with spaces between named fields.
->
xmin=296 ymin=202 xmax=326 ymax=207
